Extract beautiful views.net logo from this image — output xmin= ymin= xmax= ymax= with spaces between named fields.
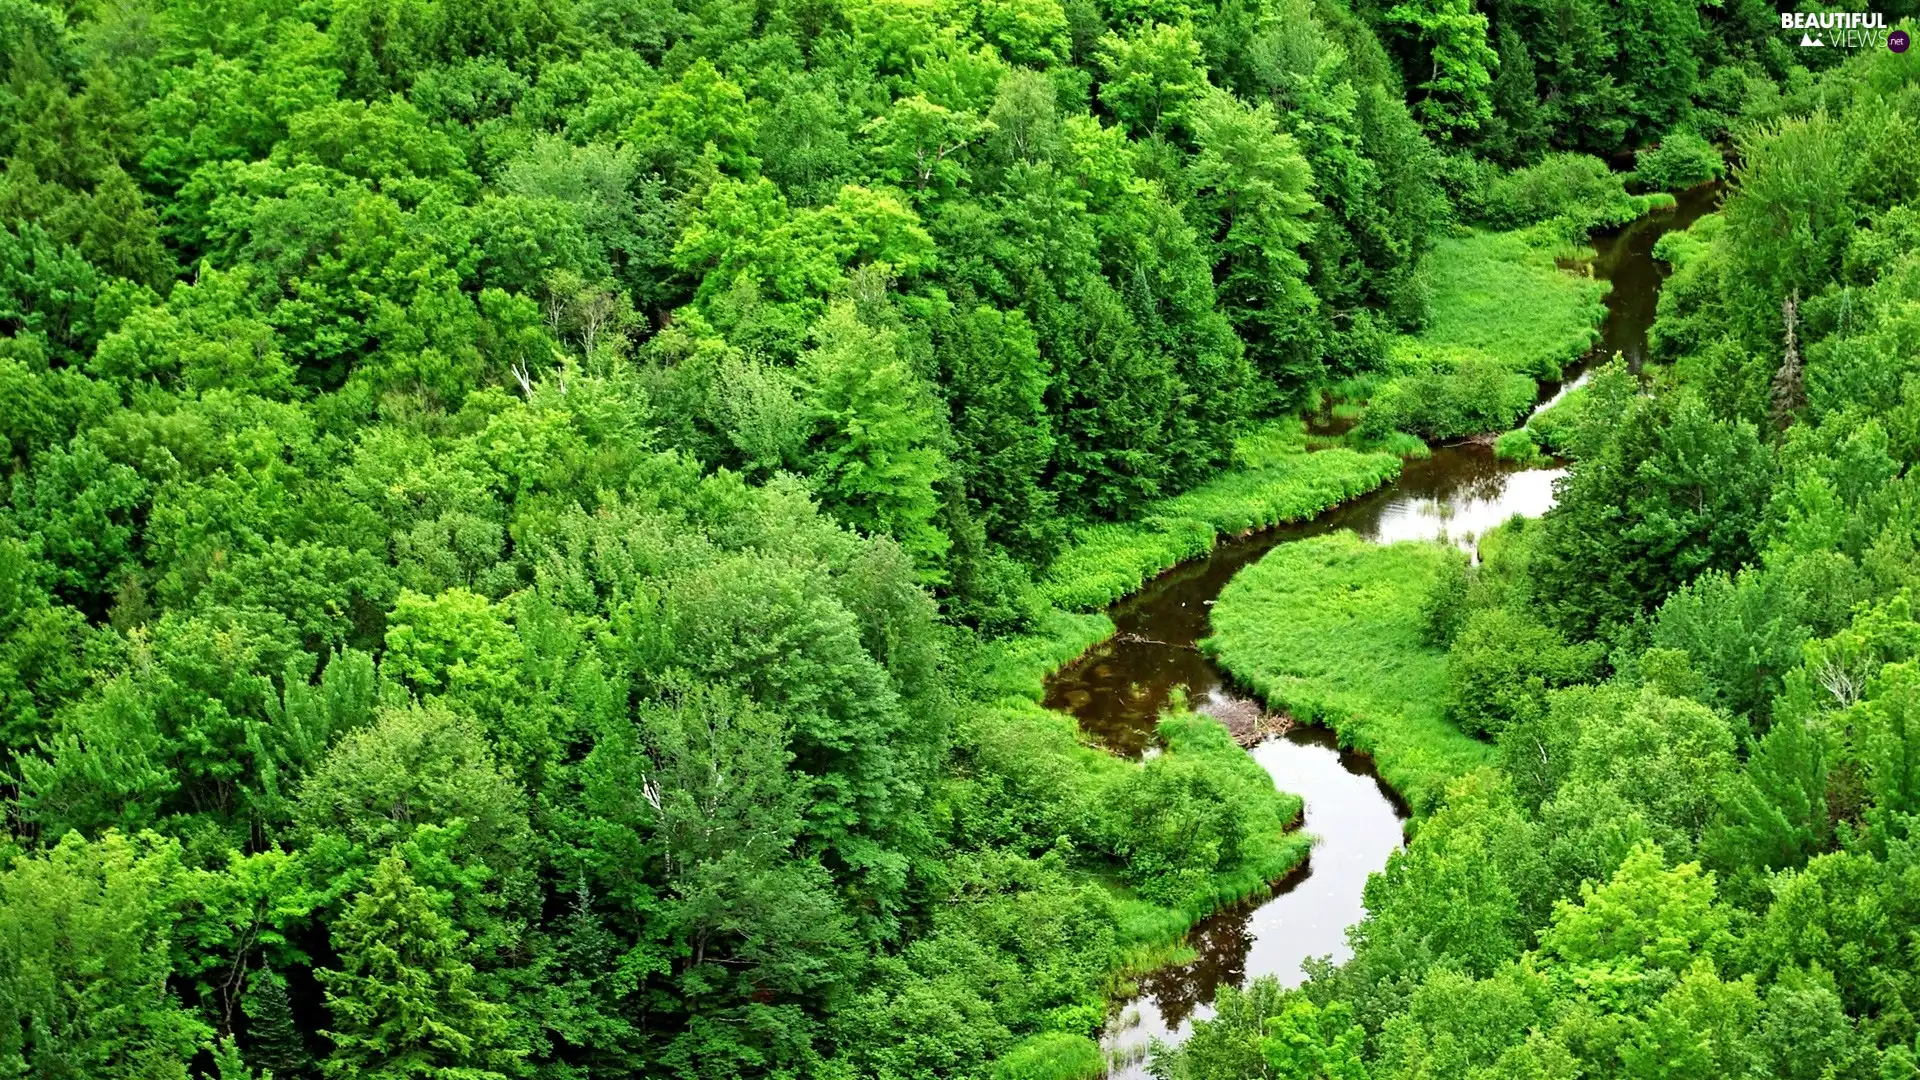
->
xmin=1780 ymin=10 xmax=1907 ymax=51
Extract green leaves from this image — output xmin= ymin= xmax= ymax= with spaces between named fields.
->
xmin=800 ymin=301 xmax=951 ymax=579
xmin=1095 ymin=22 xmax=1204 ymax=136
xmin=629 ymin=59 xmax=758 ymax=181
xmin=0 ymin=831 xmax=211 ymax=1080
xmin=1381 ymin=0 xmax=1497 ymax=142
xmin=1260 ymin=998 xmax=1369 ymax=1080
xmin=1186 ymin=85 xmax=1322 ymax=391
xmin=1536 ymin=386 xmax=1774 ymax=641
xmin=1540 ymin=842 xmax=1729 ymax=974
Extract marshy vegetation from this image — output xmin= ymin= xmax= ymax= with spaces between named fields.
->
xmin=1205 ymin=532 xmax=1492 ymax=813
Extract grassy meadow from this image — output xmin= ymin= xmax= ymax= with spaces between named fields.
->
xmin=1416 ymin=229 xmax=1610 ymax=380
xmin=1356 ymin=227 xmax=1610 ymax=443
xmin=1202 ymin=532 xmax=1496 ymax=813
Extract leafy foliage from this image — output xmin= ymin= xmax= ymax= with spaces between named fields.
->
xmin=0 ymin=0 xmax=1897 ymax=1077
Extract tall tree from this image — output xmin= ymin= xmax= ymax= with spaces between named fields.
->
xmin=318 ymin=854 xmax=518 ymax=1080
xmin=1383 ymin=0 xmax=1499 ymax=142
xmin=800 ymin=301 xmax=952 ymax=581
xmin=1185 ymin=86 xmax=1322 ymax=395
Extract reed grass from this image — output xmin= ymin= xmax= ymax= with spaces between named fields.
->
xmin=1203 ymin=532 xmax=1496 ymax=813
xmin=992 ymin=1032 xmax=1106 ymax=1080
xmin=1416 ymin=228 xmax=1610 ymax=381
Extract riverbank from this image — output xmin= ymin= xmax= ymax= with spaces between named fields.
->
xmin=1009 ymin=189 xmax=1718 ymax=1080
xmin=968 ymin=213 xmax=1641 ymax=1078
xmin=1038 ymin=420 xmax=1403 ymax=613
xmin=1202 ymin=532 xmax=1495 ymax=815
xmin=943 ymin=692 xmax=1316 ymax=1078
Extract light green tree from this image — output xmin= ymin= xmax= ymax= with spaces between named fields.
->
xmin=1096 ymin=22 xmax=1205 ymax=135
xmin=0 ymin=831 xmax=209 ymax=1080
xmin=318 ymin=853 xmax=518 ymax=1080
xmin=800 ymin=301 xmax=951 ymax=581
xmin=1383 ymin=0 xmax=1498 ymax=142
xmin=1185 ymin=85 xmax=1320 ymax=391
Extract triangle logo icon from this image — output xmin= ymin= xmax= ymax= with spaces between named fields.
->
xmin=1800 ymin=31 xmax=1824 ymax=45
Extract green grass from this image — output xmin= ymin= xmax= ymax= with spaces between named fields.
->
xmin=1202 ymin=532 xmax=1496 ymax=813
xmin=993 ymin=1032 xmax=1105 ymax=1080
xmin=1349 ymin=226 xmax=1611 ymax=444
xmin=963 ymin=607 xmax=1117 ymax=704
xmin=1493 ymin=426 xmax=1547 ymax=464
xmin=1525 ymin=383 xmax=1588 ymax=456
xmin=1039 ymin=422 xmax=1401 ymax=612
xmin=1415 ymin=228 xmax=1610 ymax=381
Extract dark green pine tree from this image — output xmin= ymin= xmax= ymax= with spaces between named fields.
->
xmin=243 ymin=972 xmax=311 ymax=1080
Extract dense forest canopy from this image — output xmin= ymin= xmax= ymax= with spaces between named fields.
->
xmin=2 ymin=0 xmax=1919 ymax=1074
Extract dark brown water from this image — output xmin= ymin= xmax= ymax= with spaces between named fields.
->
xmin=1050 ymin=185 xmax=1723 ymax=1076
xmin=1538 ymin=180 xmax=1724 ymax=406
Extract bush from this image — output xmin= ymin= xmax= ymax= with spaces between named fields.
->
xmin=1493 ymin=427 xmax=1546 ymax=464
xmin=1105 ymin=712 xmax=1307 ymax=908
xmin=1633 ymin=131 xmax=1725 ymax=192
xmin=1525 ymin=385 xmax=1588 ymax=456
xmin=1444 ymin=607 xmax=1603 ymax=735
xmin=1482 ymin=154 xmax=1641 ymax=234
xmin=1358 ymin=352 xmax=1536 ymax=443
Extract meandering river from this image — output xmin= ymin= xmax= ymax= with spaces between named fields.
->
xmin=1042 ymin=182 xmax=1724 ymax=1077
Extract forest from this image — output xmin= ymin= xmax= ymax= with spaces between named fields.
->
xmin=1 ymin=0 xmax=1918 ymax=1074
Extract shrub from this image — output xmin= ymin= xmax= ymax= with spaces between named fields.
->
xmin=1444 ymin=607 xmax=1603 ymax=735
xmin=1525 ymin=385 xmax=1588 ymax=456
xmin=1493 ymin=427 xmax=1546 ymax=464
xmin=1633 ymin=131 xmax=1725 ymax=192
xmin=1105 ymin=712 xmax=1307 ymax=908
xmin=1482 ymin=154 xmax=1640 ymax=234
xmin=1358 ymin=352 xmax=1536 ymax=443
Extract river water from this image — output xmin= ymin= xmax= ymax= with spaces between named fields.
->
xmin=1042 ymin=182 xmax=1723 ymax=1076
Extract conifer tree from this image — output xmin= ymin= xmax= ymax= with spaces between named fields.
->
xmin=318 ymin=855 xmax=516 ymax=1080
xmin=244 ymin=971 xmax=312 ymax=1080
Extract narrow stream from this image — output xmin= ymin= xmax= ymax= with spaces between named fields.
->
xmin=1044 ymin=182 xmax=1723 ymax=1077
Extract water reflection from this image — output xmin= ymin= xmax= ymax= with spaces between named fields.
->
xmin=1103 ymin=728 xmax=1407 ymax=1073
xmin=1043 ymin=442 xmax=1560 ymax=758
